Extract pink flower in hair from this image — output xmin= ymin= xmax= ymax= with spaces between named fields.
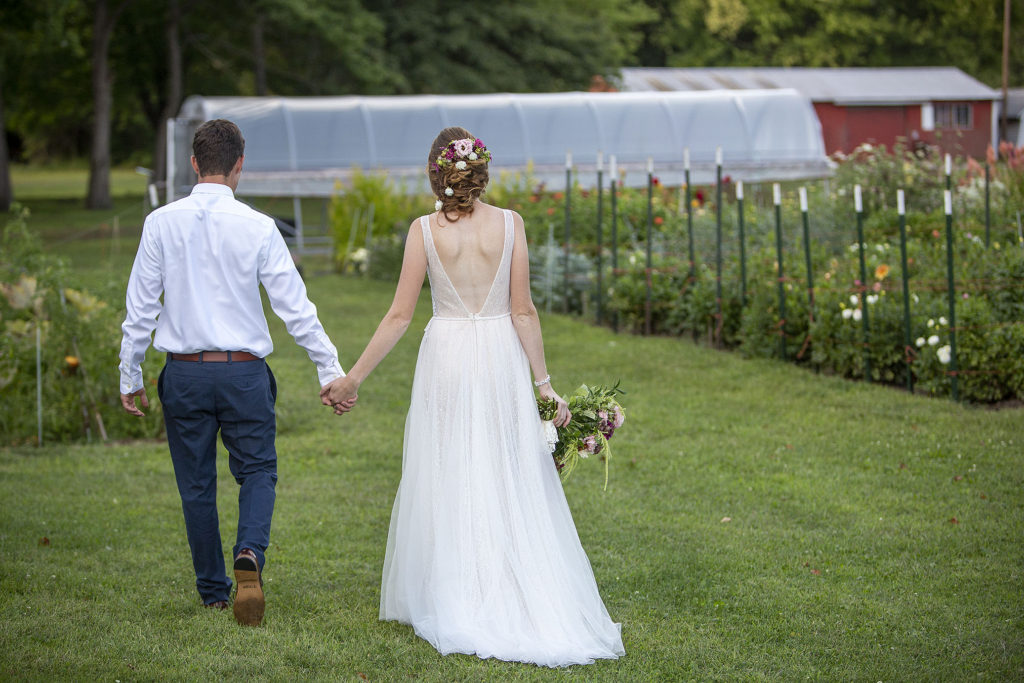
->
xmin=454 ymin=139 xmax=473 ymax=157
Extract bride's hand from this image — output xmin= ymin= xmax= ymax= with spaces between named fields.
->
xmin=538 ymin=384 xmax=571 ymax=428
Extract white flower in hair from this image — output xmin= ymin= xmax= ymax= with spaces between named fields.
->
xmin=444 ymin=187 xmax=454 ymax=196
xmin=455 ymin=160 xmax=467 ymax=170
xmin=435 ymin=199 xmax=442 ymax=211
xmin=468 ymin=152 xmax=478 ymax=161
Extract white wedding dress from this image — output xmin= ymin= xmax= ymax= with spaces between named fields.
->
xmin=379 ymin=210 xmax=624 ymax=667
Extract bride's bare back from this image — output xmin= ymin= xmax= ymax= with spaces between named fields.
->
xmin=429 ymin=201 xmax=507 ymax=314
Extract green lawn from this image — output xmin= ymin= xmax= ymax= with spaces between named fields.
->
xmin=2 ymin=273 xmax=1022 ymax=680
xmin=1 ymin=173 xmax=1022 ymax=679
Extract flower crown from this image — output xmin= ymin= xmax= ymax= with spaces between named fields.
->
xmin=431 ymin=137 xmax=492 ymax=173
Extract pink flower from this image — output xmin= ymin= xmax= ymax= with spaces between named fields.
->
xmin=612 ymin=406 xmax=625 ymax=428
xmin=583 ymin=435 xmax=602 ymax=455
xmin=444 ymin=147 xmax=455 ymax=160
xmin=962 ymin=292 xmax=970 ymax=299
xmin=454 ymin=139 xmax=473 ymax=157
xmin=872 ymin=282 xmax=882 ymax=292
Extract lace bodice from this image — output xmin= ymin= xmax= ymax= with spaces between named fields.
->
xmin=419 ymin=210 xmax=513 ymax=320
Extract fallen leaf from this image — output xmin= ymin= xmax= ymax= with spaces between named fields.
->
xmin=898 ymin=462 xmax=907 ymax=470
xmin=38 ymin=537 xmax=49 ymax=546
xmin=980 ymin=493 xmax=987 ymax=500
xmin=949 ymin=517 xmax=959 ymax=524
xmin=953 ymin=475 xmax=963 ymax=482
xmin=810 ymin=569 xmax=821 ymax=575
xmin=720 ymin=517 xmax=731 ymax=523
xmin=803 ymin=562 xmax=809 ymax=567
xmin=357 ymin=674 xmax=368 ymax=681
xmin=785 ymin=443 xmax=794 ymax=449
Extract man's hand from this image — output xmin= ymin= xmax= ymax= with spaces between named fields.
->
xmin=120 ymin=388 xmax=150 ymax=417
xmin=320 ymin=376 xmax=359 ymax=415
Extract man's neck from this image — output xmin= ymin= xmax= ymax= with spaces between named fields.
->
xmin=197 ymin=175 xmax=233 ymax=189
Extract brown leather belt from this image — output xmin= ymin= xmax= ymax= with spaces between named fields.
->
xmin=169 ymin=351 xmax=260 ymax=362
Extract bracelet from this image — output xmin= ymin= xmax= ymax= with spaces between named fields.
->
xmin=533 ymin=374 xmax=551 ymax=387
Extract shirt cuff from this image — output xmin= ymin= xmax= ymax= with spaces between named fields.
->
xmin=120 ymin=373 xmax=143 ymax=395
xmin=317 ymin=361 xmax=345 ymax=387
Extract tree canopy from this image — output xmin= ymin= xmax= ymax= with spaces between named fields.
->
xmin=2 ymin=0 xmax=1021 ymax=185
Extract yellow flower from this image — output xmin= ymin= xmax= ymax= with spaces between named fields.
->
xmin=874 ymin=264 xmax=890 ymax=280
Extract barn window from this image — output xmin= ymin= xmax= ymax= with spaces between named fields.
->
xmin=934 ymin=103 xmax=973 ymax=130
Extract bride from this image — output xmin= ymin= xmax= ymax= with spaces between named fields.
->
xmin=322 ymin=127 xmax=624 ymax=667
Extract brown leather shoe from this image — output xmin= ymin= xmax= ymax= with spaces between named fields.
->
xmin=232 ymin=549 xmax=264 ymax=626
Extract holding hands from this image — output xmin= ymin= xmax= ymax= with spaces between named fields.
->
xmin=321 ymin=376 xmax=360 ymax=415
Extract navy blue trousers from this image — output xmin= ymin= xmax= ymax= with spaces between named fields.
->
xmin=158 ymin=356 xmax=277 ymax=605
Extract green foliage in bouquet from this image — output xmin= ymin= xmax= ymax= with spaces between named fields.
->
xmin=537 ymin=382 xmax=625 ymax=489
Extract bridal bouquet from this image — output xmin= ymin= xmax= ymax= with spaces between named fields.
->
xmin=538 ymin=382 xmax=625 ymax=489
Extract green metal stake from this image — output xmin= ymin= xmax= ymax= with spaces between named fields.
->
xmin=800 ymin=187 xmax=816 ymax=328
xmin=645 ymin=157 xmax=654 ymax=336
xmin=773 ymin=183 xmax=787 ymax=361
xmin=563 ymin=151 xmax=572 ymax=313
xmin=897 ymin=189 xmax=914 ymax=393
xmin=854 ymin=185 xmax=871 ymax=381
xmin=596 ymin=152 xmax=604 ymax=325
xmin=684 ymin=148 xmax=695 ymax=284
xmin=943 ymin=189 xmax=960 ymax=402
xmin=984 ymin=161 xmax=991 ymax=248
xmin=737 ymin=180 xmax=747 ymax=308
xmin=610 ymin=155 xmax=619 ymax=333
xmin=714 ymin=147 xmax=723 ymax=346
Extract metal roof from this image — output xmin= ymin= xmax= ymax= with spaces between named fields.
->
xmin=171 ymin=90 xmax=830 ymax=199
xmin=619 ymin=67 xmax=999 ymax=105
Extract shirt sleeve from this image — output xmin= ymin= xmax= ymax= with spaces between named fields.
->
xmin=118 ymin=218 xmax=164 ymax=394
xmin=259 ymin=227 xmax=345 ymax=386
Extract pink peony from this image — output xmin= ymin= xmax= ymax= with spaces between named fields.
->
xmin=612 ymin=406 xmax=625 ymax=428
xmin=454 ymin=139 xmax=473 ymax=157
xmin=583 ymin=435 xmax=602 ymax=455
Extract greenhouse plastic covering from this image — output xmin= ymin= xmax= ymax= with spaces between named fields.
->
xmin=170 ymin=90 xmax=829 ymax=200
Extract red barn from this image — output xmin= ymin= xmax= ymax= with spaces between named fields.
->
xmin=619 ymin=67 xmax=1000 ymax=160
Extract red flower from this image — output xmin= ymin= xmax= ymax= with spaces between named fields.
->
xmin=654 ymin=216 xmax=664 ymax=225
xmin=546 ymin=207 xmax=556 ymax=216
xmin=529 ymin=195 xmax=540 ymax=203
xmin=651 ymin=176 xmax=660 ymax=186
xmin=553 ymin=192 xmax=564 ymax=201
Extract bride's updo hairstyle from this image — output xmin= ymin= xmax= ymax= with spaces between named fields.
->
xmin=427 ymin=126 xmax=491 ymax=223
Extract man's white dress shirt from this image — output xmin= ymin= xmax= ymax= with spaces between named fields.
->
xmin=118 ymin=183 xmax=344 ymax=394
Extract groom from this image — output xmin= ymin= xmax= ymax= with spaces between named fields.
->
xmin=118 ymin=118 xmax=356 ymax=626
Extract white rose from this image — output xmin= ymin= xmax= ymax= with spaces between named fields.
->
xmin=937 ymin=345 xmax=952 ymax=364
xmin=444 ymin=187 xmax=454 ymax=196
xmin=939 ymin=316 xmax=948 ymax=326
xmin=866 ymin=294 xmax=878 ymax=305
xmin=455 ymin=160 xmax=467 ymax=170
xmin=853 ymin=308 xmax=862 ymax=321
xmin=928 ymin=335 xmax=940 ymax=346
xmin=468 ymin=152 xmax=478 ymax=160
xmin=916 ymin=337 xmax=926 ymax=347
xmin=849 ymin=295 xmax=859 ymax=305
xmin=842 ymin=308 xmax=853 ymax=320
xmin=927 ymin=319 xmax=935 ymax=328
xmin=435 ymin=199 xmax=442 ymax=211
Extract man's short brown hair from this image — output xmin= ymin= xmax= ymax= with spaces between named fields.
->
xmin=192 ymin=119 xmax=245 ymax=177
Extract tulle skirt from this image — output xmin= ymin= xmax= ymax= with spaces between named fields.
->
xmin=379 ymin=315 xmax=624 ymax=667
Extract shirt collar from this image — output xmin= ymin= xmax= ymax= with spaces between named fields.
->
xmin=190 ymin=182 xmax=235 ymax=197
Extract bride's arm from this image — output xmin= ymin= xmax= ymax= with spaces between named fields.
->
xmin=509 ymin=211 xmax=571 ymax=427
xmin=322 ymin=218 xmax=427 ymax=408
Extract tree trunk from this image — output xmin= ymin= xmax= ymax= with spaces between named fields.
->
xmin=153 ymin=0 xmax=182 ymax=201
xmin=253 ymin=16 xmax=267 ymax=96
xmin=86 ymin=0 xmax=132 ymax=210
xmin=0 ymin=77 xmax=12 ymax=212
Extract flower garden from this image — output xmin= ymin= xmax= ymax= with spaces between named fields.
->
xmin=332 ymin=141 xmax=1024 ymax=404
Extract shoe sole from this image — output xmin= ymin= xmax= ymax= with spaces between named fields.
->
xmin=233 ymin=557 xmax=264 ymax=627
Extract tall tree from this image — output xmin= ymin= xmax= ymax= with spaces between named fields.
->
xmin=86 ymin=0 xmax=133 ymax=210
xmin=152 ymin=0 xmax=182 ymax=197
xmin=0 ymin=79 xmax=11 ymax=212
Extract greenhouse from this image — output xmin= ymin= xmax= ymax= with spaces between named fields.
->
xmin=168 ymin=90 xmax=830 ymax=202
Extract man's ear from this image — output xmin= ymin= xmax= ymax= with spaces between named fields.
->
xmin=233 ymin=155 xmax=244 ymax=174
xmin=190 ymin=155 xmax=200 ymax=176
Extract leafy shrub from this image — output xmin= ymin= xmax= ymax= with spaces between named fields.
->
xmin=0 ymin=207 xmax=164 ymax=445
